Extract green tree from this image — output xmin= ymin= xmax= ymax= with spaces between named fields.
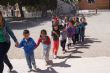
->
xmin=25 ymin=0 xmax=57 ymax=17
xmin=0 ymin=0 xmax=57 ymax=18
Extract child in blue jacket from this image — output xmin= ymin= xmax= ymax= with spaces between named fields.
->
xmin=79 ymin=17 xmax=87 ymax=42
xmin=17 ymin=30 xmax=38 ymax=72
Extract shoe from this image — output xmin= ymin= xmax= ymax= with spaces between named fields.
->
xmin=68 ymin=44 xmax=71 ymax=49
xmin=28 ymin=69 xmax=33 ymax=72
xmin=33 ymin=65 xmax=37 ymax=70
xmin=65 ymin=50 xmax=67 ymax=52
xmin=46 ymin=63 xmax=48 ymax=66
xmin=34 ymin=68 xmax=40 ymax=72
xmin=8 ymin=66 xmax=13 ymax=72
xmin=63 ymin=51 xmax=65 ymax=54
xmin=54 ymin=55 xmax=57 ymax=59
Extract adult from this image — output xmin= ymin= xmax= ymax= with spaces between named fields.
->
xmin=0 ymin=11 xmax=18 ymax=73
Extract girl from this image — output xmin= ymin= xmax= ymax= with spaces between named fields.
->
xmin=67 ymin=20 xmax=76 ymax=49
xmin=51 ymin=24 xmax=60 ymax=59
xmin=60 ymin=25 xmax=67 ymax=54
xmin=36 ymin=29 xmax=51 ymax=65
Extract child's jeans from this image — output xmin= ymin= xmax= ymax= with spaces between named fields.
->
xmin=60 ymin=39 xmax=66 ymax=51
xmin=43 ymin=44 xmax=51 ymax=61
xmin=72 ymin=35 xmax=76 ymax=45
xmin=25 ymin=53 xmax=36 ymax=69
xmin=79 ymin=31 xmax=84 ymax=42
xmin=53 ymin=40 xmax=59 ymax=55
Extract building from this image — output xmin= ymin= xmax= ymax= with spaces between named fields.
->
xmin=78 ymin=0 xmax=110 ymax=9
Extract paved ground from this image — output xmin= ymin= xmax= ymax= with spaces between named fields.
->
xmin=7 ymin=11 xmax=110 ymax=59
xmin=3 ymin=10 xmax=110 ymax=73
xmin=4 ymin=57 xmax=110 ymax=73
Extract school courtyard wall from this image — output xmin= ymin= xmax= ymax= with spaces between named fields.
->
xmin=78 ymin=0 xmax=109 ymax=9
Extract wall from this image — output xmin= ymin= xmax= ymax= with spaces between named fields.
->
xmin=78 ymin=0 xmax=109 ymax=9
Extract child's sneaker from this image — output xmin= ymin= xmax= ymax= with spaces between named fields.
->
xmin=33 ymin=65 xmax=37 ymax=70
xmin=33 ymin=65 xmax=40 ymax=72
xmin=63 ymin=51 xmax=66 ymax=54
xmin=28 ymin=69 xmax=33 ymax=72
xmin=54 ymin=55 xmax=57 ymax=59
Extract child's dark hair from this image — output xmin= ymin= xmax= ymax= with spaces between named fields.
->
xmin=52 ymin=24 xmax=59 ymax=31
xmin=40 ymin=29 xmax=47 ymax=37
xmin=23 ymin=30 xmax=30 ymax=34
xmin=0 ymin=11 xmax=5 ymax=25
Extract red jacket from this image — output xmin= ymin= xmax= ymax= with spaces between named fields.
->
xmin=36 ymin=36 xmax=51 ymax=47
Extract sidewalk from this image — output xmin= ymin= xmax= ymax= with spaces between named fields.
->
xmin=4 ymin=57 xmax=110 ymax=73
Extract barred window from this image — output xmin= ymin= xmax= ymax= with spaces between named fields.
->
xmin=88 ymin=0 xmax=95 ymax=3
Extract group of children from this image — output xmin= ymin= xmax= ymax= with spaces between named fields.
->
xmin=14 ymin=15 xmax=87 ymax=72
xmin=52 ymin=15 xmax=87 ymax=55
xmin=15 ymin=29 xmax=51 ymax=72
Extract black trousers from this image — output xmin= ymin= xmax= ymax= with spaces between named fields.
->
xmin=0 ymin=42 xmax=11 ymax=73
xmin=72 ymin=35 xmax=76 ymax=45
xmin=4 ymin=54 xmax=13 ymax=69
xmin=61 ymin=39 xmax=66 ymax=51
xmin=75 ymin=33 xmax=79 ymax=42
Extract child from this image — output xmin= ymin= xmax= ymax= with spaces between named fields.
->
xmin=75 ymin=22 xmax=80 ymax=43
xmin=51 ymin=24 xmax=60 ymax=59
xmin=67 ymin=21 xmax=76 ymax=48
xmin=17 ymin=30 xmax=37 ymax=72
xmin=60 ymin=25 xmax=67 ymax=54
xmin=36 ymin=29 xmax=51 ymax=65
xmin=79 ymin=17 xmax=87 ymax=42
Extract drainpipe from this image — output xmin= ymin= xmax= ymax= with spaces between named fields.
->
xmin=109 ymin=0 xmax=110 ymax=9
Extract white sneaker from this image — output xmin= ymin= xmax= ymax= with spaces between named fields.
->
xmin=33 ymin=65 xmax=37 ymax=70
xmin=28 ymin=69 xmax=33 ymax=72
xmin=54 ymin=55 xmax=57 ymax=59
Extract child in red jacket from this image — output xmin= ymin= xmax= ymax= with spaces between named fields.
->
xmin=36 ymin=29 xmax=51 ymax=65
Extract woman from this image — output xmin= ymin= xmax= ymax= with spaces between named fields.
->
xmin=0 ymin=11 xmax=19 ymax=73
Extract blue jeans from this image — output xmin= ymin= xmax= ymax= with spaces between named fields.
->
xmin=43 ymin=44 xmax=51 ymax=61
xmin=79 ymin=31 xmax=84 ymax=42
xmin=25 ymin=53 xmax=36 ymax=69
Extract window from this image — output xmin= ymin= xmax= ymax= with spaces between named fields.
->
xmin=88 ymin=0 xmax=95 ymax=3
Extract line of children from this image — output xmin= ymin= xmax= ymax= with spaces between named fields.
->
xmin=14 ymin=15 xmax=87 ymax=72
xmin=52 ymin=15 xmax=87 ymax=54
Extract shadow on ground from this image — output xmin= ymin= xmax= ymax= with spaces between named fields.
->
xmin=38 ymin=67 xmax=58 ymax=73
xmin=57 ymin=37 xmax=101 ymax=59
xmin=10 ymin=70 xmax=18 ymax=73
xmin=69 ymin=37 xmax=102 ymax=50
xmin=5 ymin=17 xmax=51 ymax=30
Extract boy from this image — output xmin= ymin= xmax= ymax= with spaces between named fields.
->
xmin=79 ymin=17 xmax=87 ymax=42
xmin=17 ymin=30 xmax=38 ymax=72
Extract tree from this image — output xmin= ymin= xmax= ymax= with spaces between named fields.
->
xmin=62 ymin=0 xmax=80 ymax=14
xmin=0 ymin=0 xmax=57 ymax=18
xmin=25 ymin=0 xmax=57 ymax=17
xmin=0 ymin=0 xmax=26 ymax=17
